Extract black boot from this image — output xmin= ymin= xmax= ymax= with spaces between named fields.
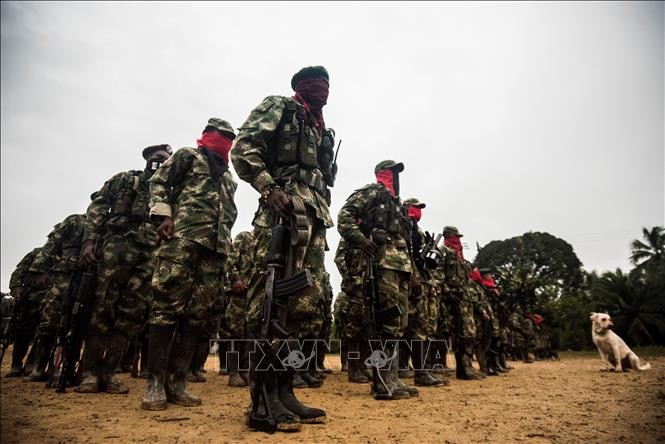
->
xmin=247 ymin=367 xmax=302 ymax=433
xmin=358 ymin=338 xmax=372 ymax=379
xmin=188 ymin=338 xmax=209 ymax=383
xmin=278 ymin=369 xmax=326 ymax=424
xmin=218 ymin=340 xmax=229 ymax=375
xmin=373 ymin=341 xmax=410 ymax=400
xmin=103 ymin=330 xmax=131 ymax=394
xmin=24 ymin=333 xmax=55 ymax=382
xmin=398 ymin=340 xmax=412 ymax=379
xmin=228 ymin=341 xmax=248 ymax=387
xmin=138 ymin=333 xmax=150 ymax=378
xmin=413 ymin=340 xmax=445 ymax=387
xmin=165 ymin=322 xmax=202 ymax=406
xmin=141 ymin=324 xmax=175 ymax=411
xmin=6 ymin=329 xmax=32 ymax=377
xmin=296 ymin=340 xmax=322 ymax=388
xmin=340 ymin=338 xmax=348 ymax=372
xmin=75 ymin=334 xmax=107 ymax=392
xmin=347 ymin=339 xmax=369 ymax=383
xmin=475 ymin=342 xmax=490 ymax=377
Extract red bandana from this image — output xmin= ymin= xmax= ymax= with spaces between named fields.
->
xmin=375 ymin=170 xmax=396 ymax=197
xmin=444 ymin=235 xmax=464 ymax=260
xmin=407 ymin=206 xmax=422 ymax=222
xmin=294 ymin=78 xmax=328 ymax=132
xmin=482 ymin=275 xmax=497 ymax=288
xmin=197 ymin=131 xmax=233 ymax=165
xmin=470 ymin=269 xmax=483 ymax=284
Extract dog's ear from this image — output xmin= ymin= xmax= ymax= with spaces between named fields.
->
xmin=590 ymin=312 xmax=597 ymax=321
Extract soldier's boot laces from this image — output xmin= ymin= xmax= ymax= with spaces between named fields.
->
xmin=141 ymin=324 xmax=174 ymax=411
xmin=278 ymin=370 xmax=326 ymax=424
xmin=74 ymin=334 xmax=107 ymax=393
xmin=165 ymin=322 xmax=202 ymax=407
xmin=104 ymin=330 xmax=130 ymax=394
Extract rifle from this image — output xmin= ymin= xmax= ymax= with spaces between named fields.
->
xmin=330 ymin=139 xmax=341 ymax=187
xmin=50 ymin=243 xmax=100 ymax=393
xmin=248 ymin=196 xmax=313 ymax=434
xmin=419 ymin=232 xmax=443 ymax=270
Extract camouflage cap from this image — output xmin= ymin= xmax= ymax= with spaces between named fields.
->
xmin=402 ymin=197 xmax=426 ymax=209
xmin=374 ymin=160 xmax=404 ymax=174
xmin=205 ymin=118 xmax=236 ymax=139
xmin=142 ymin=144 xmax=172 ymax=160
xmin=291 ymin=66 xmax=329 ymax=90
xmin=443 ymin=225 xmax=463 ymax=237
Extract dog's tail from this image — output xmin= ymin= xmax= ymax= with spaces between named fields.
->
xmin=638 ymin=362 xmax=651 ymax=371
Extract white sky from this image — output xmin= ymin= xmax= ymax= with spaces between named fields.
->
xmin=1 ymin=1 xmax=663 ymax=293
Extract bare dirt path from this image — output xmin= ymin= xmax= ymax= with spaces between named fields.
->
xmin=2 ymin=350 xmax=664 ymax=443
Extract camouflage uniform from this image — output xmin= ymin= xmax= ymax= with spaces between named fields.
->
xmin=231 ymin=95 xmax=334 ymax=340
xmin=337 ymin=182 xmax=412 ymax=340
xmin=23 ymin=214 xmax=85 ymax=380
xmin=334 ymin=239 xmax=368 ymax=341
xmin=6 ymin=248 xmax=45 ymax=376
xmin=467 ymin=277 xmax=494 ymax=375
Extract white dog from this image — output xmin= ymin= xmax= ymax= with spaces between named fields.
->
xmin=590 ymin=312 xmax=651 ymax=372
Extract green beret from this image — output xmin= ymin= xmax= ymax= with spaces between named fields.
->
xmin=443 ymin=225 xmax=463 ymax=237
xmin=374 ymin=160 xmax=404 ymax=174
xmin=291 ymin=66 xmax=330 ymax=90
xmin=205 ymin=118 xmax=236 ymax=139
xmin=403 ymin=198 xmax=426 ymax=209
xmin=142 ymin=144 xmax=172 ymax=160
xmin=479 ymin=268 xmax=492 ymax=275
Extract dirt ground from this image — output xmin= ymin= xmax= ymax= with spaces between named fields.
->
xmin=1 ymin=349 xmax=664 ymax=443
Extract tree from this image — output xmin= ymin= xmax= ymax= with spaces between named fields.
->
xmin=630 ymin=226 xmax=665 ymax=272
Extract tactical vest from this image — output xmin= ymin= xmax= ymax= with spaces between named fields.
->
xmin=107 ymin=172 xmax=149 ymax=229
xmin=273 ymin=101 xmax=329 ymax=196
xmin=360 ymin=188 xmax=412 ymax=244
xmin=443 ymin=251 xmax=468 ymax=288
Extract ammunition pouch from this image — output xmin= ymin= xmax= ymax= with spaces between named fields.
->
xmin=295 ymin=168 xmax=327 ymax=196
xmin=275 ymin=101 xmax=319 ymax=170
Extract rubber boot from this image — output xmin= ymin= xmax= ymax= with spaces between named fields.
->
xmin=358 ymin=338 xmax=372 ymax=379
xmin=247 ymin=368 xmax=302 ymax=432
xmin=217 ymin=340 xmax=229 ymax=375
xmin=340 ymin=338 xmax=348 ymax=372
xmin=315 ymin=340 xmax=332 ymax=374
xmin=462 ymin=338 xmax=483 ymax=380
xmin=475 ymin=343 xmax=491 ymax=377
xmin=278 ymin=369 xmax=326 ymax=424
xmin=103 ymin=330 xmax=131 ymax=394
xmin=165 ymin=322 xmax=202 ymax=406
xmin=24 ymin=333 xmax=55 ymax=382
xmin=499 ymin=349 xmax=513 ymax=370
xmin=228 ymin=342 xmax=247 ymax=387
xmin=398 ymin=340 xmax=412 ymax=379
xmin=347 ymin=339 xmax=370 ymax=383
xmin=118 ymin=336 xmax=135 ymax=373
xmin=372 ymin=342 xmax=408 ymax=400
xmin=140 ymin=324 xmax=174 ymax=411
xmin=296 ymin=340 xmax=322 ymax=388
xmin=188 ymin=338 xmax=209 ymax=383
xmin=413 ymin=341 xmax=445 ymax=387
xmin=6 ymin=330 xmax=32 ymax=377
xmin=138 ymin=334 xmax=150 ymax=378
xmin=75 ymin=334 xmax=107 ymax=392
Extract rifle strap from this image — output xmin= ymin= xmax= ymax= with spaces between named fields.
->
xmin=289 ymin=196 xmax=310 ymax=247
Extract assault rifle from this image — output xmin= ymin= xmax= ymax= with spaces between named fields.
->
xmin=419 ymin=231 xmax=443 ymax=270
xmin=248 ymin=197 xmax=313 ymax=434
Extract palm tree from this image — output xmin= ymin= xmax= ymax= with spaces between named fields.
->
xmin=630 ymin=226 xmax=665 ymax=271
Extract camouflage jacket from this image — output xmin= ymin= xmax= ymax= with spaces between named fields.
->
xmin=411 ymin=225 xmax=438 ymax=286
xmin=337 ymin=183 xmax=412 ymax=273
xmin=231 ymin=95 xmax=333 ymax=228
xmin=466 ymin=280 xmax=491 ymax=319
xmin=227 ymin=230 xmax=255 ymax=284
xmin=29 ymin=214 xmax=85 ymax=274
xmin=83 ymin=170 xmax=159 ymax=247
xmin=149 ymin=147 xmax=238 ymax=256
xmin=439 ymin=247 xmax=468 ymax=291
xmin=9 ymin=248 xmax=41 ymax=291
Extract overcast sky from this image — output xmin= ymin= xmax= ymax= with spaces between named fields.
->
xmin=1 ymin=1 xmax=663 ymax=293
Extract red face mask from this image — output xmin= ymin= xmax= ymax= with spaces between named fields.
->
xmin=407 ymin=206 xmax=422 ymax=222
xmin=197 ymin=131 xmax=233 ymax=165
xmin=470 ymin=268 xmax=483 ymax=283
xmin=375 ymin=169 xmax=396 ymax=197
xmin=294 ymin=78 xmax=329 ymax=131
xmin=444 ymin=235 xmax=464 ymax=260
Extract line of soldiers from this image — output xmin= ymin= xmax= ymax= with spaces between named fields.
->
xmin=1 ymin=64 xmax=557 ymax=435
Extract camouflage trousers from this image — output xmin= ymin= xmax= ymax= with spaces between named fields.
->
xmin=447 ymin=288 xmax=476 ymax=341
xmin=88 ymin=233 xmax=155 ymax=338
xmin=405 ymin=283 xmax=428 ymax=341
xmin=245 ymin=212 xmax=327 ymax=340
xmin=343 ymin=281 xmax=368 ymax=340
xmin=220 ymin=291 xmax=246 ymax=339
xmin=375 ymin=268 xmax=410 ymax=339
xmin=36 ymin=271 xmax=73 ymax=336
xmin=150 ymin=237 xmax=226 ymax=334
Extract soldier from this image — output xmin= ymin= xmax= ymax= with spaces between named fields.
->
xmin=337 ymin=160 xmax=417 ymax=400
xmin=332 ymin=291 xmax=349 ymax=372
xmin=479 ymin=268 xmax=509 ymax=373
xmin=141 ymin=118 xmax=237 ymax=410
xmin=468 ymin=266 xmax=496 ymax=376
xmin=223 ymin=229 xmax=256 ymax=387
xmin=5 ymin=248 xmax=46 ymax=377
xmin=401 ymin=198 xmax=446 ymax=387
xmin=441 ymin=226 xmax=482 ymax=380
xmin=334 ymin=238 xmax=371 ymax=383
xmin=76 ymin=144 xmax=172 ymax=394
xmin=231 ymin=66 xmax=333 ymax=431
xmin=23 ymin=214 xmax=86 ymax=382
